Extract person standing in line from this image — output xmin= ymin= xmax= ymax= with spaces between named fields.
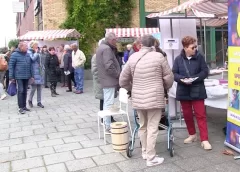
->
xmin=28 ymin=41 xmax=44 ymax=108
xmin=63 ymin=45 xmax=75 ymax=92
xmin=41 ymin=45 xmax=49 ymax=88
xmin=58 ymin=44 xmax=67 ymax=87
xmin=71 ymin=43 xmax=86 ymax=94
xmin=123 ymin=44 xmax=132 ymax=63
xmin=172 ymin=36 xmax=211 ymax=150
xmin=9 ymin=42 xmax=34 ymax=114
xmin=96 ymin=32 xmax=121 ymax=133
xmin=129 ymin=38 xmax=141 ymax=57
xmin=45 ymin=47 xmax=59 ymax=97
xmin=119 ymin=35 xmax=174 ymax=166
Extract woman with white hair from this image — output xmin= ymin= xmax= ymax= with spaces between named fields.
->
xmin=28 ymin=41 xmax=44 ymax=108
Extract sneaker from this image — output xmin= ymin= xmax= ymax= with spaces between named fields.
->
xmin=201 ymin=141 xmax=212 ymax=150
xmin=75 ymin=90 xmax=83 ymax=94
xmin=66 ymin=90 xmax=72 ymax=92
xmin=105 ymin=128 xmax=111 ymax=134
xmin=37 ymin=103 xmax=44 ymax=108
xmin=146 ymin=157 xmax=164 ymax=167
xmin=23 ymin=107 xmax=31 ymax=112
xmin=184 ymin=134 xmax=197 ymax=144
xmin=0 ymin=94 xmax=7 ymax=100
xmin=142 ymin=153 xmax=147 ymax=160
xmin=19 ymin=108 xmax=25 ymax=114
xmin=28 ymin=100 xmax=33 ymax=108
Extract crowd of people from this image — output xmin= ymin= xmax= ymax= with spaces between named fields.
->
xmin=0 ymin=41 xmax=86 ymax=114
xmin=92 ymin=33 xmax=212 ymax=167
xmin=0 ymin=32 xmax=212 ymax=167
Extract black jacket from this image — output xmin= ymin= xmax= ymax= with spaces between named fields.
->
xmin=64 ymin=50 xmax=74 ymax=73
xmin=172 ymin=50 xmax=208 ymax=101
xmin=45 ymin=53 xmax=59 ymax=82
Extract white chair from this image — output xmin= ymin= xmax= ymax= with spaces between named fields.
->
xmin=97 ymin=88 xmax=133 ymax=144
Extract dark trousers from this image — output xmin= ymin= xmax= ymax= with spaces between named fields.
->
xmin=16 ymin=79 xmax=28 ymax=109
xmin=67 ymin=73 xmax=75 ymax=91
xmin=100 ymin=99 xmax=104 ymax=110
xmin=61 ymin=68 xmax=67 ymax=84
xmin=50 ymin=82 xmax=57 ymax=93
xmin=5 ymin=70 xmax=9 ymax=90
xmin=44 ymin=71 xmax=48 ymax=87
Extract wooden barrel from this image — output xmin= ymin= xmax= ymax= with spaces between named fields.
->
xmin=111 ymin=122 xmax=129 ymax=152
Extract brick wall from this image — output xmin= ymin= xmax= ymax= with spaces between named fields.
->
xmin=42 ymin=0 xmax=67 ymax=30
xmin=17 ymin=0 xmax=35 ymax=36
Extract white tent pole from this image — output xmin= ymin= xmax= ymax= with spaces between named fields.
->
xmin=204 ymin=20 xmax=207 ymax=62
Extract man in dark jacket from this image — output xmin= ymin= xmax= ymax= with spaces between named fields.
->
xmin=96 ymin=32 xmax=121 ymax=133
xmin=9 ymin=42 xmax=34 ymax=114
xmin=63 ymin=45 xmax=75 ymax=92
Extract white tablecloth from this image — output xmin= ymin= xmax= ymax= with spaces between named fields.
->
xmin=169 ymin=82 xmax=228 ymax=109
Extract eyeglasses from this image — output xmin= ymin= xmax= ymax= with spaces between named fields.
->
xmin=191 ymin=46 xmax=197 ymax=50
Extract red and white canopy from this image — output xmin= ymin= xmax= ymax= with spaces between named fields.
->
xmin=147 ymin=0 xmax=227 ymax=18
xmin=105 ymin=28 xmax=160 ymax=38
xmin=18 ymin=29 xmax=81 ymax=40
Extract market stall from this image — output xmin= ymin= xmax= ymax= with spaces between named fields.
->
xmin=18 ymin=29 xmax=81 ymax=52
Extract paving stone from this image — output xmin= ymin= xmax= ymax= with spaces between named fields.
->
xmin=99 ymin=144 xmax=114 ymax=154
xmin=64 ymin=119 xmax=85 ymax=125
xmin=12 ymin=157 xmax=44 ymax=171
xmin=116 ymin=158 xmax=147 ymax=172
xmin=11 ymin=142 xmax=38 ymax=152
xmin=31 ymin=119 xmax=52 ymax=125
xmin=26 ymin=147 xmax=55 ymax=158
xmin=144 ymin=163 xmax=183 ymax=172
xmin=77 ymin=122 xmax=98 ymax=129
xmin=0 ymin=127 xmax=21 ymax=134
xmin=51 ymin=116 xmax=71 ymax=122
xmin=23 ymin=135 xmax=48 ymax=143
xmin=80 ymin=139 xmax=105 ymax=148
xmin=0 ymin=123 xmax=9 ymax=129
xmin=43 ymin=152 xmax=74 ymax=165
xmin=38 ymin=139 xmax=64 ymax=147
xmin=0 ymin=133 xmax=9 ymax=141
xmin=66 ymin=158 xmax=96 ymax=171
xmin=0 ymin=162 xmax=10 ymax=172
xmin=54 ymin=142 xmax=82 ymax=152
xmin=58 ymin=112 xmax=77 ymax=117
xmin=83 ymin=117 xmax=97 ymax=122
xmin=82 ymin=164 xmax=121 ymax=172
xmin=71 ymin=128 xmax=95 ymax=136
xmin=0 ymin=147 xmax=9 ymax=154
xmin=63 ymin=135 xmax=90 ymax=143
xmin=43 ymin=121 xmax=65 ymax=127
xmin=0 ymin=118 xmax=19 ymax=125
xmin=174 ymin=146 xmax=207 ymax=158
xmin=71 ymin=115 xmax=90 ymax=120
xmin=10 ymin=130 xmax=34 ymax=139
xmin=73 ymin=147 xmax=103 ymax=159
xmin=47 ymin=163 xmax=67 ymax=172
xmin=0 ymin=151 xmax=25 ymax=163
xmin=34 ymin=127 xmax=57 ymax=135
xmin=22 ymin=124 xmax=44 ymax=131
xmin=20 ymin=116 xmax=39 ymax=122
xmin=56 ymin=125 xmax=78 ymax=132
xmin=48 ymin=132 xmax=72 ymax=139
xmin=29 ymin=167 xmax=47 ymax=172
xmin=39 ymin=114 xmax=58 ymax=120
xmin=85 ymin=133 xmax=100 ymax=140
xmin=11 ymin=121 xmax=31 ymax=128
xmin=174 ymin=156 xmax=212 ymax=171
xmin=0 ymin=138 xmax=22 ymax=147
xmin=194 ymin=161 xmax=240 ymax=172
xmin=92 ymin=153 xmax=126 ymax=166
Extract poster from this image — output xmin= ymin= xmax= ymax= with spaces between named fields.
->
xmin=225 ymin=0 xmax=240 ymax=152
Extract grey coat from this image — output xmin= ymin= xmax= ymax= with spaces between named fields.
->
xmin=91 ymin=54 xmax=103 ymax=100
xmin=96 ymin=41 xmax=121 ymax=88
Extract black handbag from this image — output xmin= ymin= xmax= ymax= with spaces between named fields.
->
xmin=182 ymin=58 xmax=200 ymax=99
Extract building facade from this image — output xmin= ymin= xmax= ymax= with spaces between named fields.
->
xmin=17 ymin=0 xmax=188 ymax=36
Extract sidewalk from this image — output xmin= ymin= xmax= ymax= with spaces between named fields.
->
xmin=0 ymin=80 xmax=239 ymax=172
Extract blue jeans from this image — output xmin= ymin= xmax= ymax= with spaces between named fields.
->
xmin=16 ymin=79 xmax=29 ymax=109
xmin=103 ymin=88 xmax=115 ymax=129
xmin=74 ymin=68 xmax=84 ymax=91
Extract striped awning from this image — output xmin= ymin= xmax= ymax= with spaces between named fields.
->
xmin=196 ymin=18 xmax=227 ymax=27
xmin=147 ymin=0 xmax=227 ymax=18
xmin=18 ymin=29 xmax=81 ymax=40
xmin=105 ymin=28 xmax=160 ymax=38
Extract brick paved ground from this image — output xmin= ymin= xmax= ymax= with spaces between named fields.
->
xmin=0 ymin=80 xmax=239 ymax=172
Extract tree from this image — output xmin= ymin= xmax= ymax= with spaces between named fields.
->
xmin=8 ymin=39 xmax=19 ymax=49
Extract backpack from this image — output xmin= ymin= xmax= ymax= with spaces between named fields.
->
xmin=0 ymin=56 xmax=8 ymax=71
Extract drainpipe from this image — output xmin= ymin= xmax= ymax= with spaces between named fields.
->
xmin=139 ymin=0 xmax=146 ymax=27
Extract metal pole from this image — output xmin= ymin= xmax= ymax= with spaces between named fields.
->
xmin=221 ymin=26 xmax=225 ymax=67
xmin=199 ymin=18 xmax=204 ymax=53
xmin=204 ymin=21 xmax=207 ymax=61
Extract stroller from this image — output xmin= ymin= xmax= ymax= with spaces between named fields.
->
xmin=126 ymin=99 xmax=186 ymax=158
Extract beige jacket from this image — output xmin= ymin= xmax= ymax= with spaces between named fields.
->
xmin=72 ymin=49 xmax=86 ymax=68
xmin=119 ymin=47 xmax=174 ymax=109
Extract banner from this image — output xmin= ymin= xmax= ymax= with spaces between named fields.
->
xmin=225 ymin=0 xmax=240 ymax=152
